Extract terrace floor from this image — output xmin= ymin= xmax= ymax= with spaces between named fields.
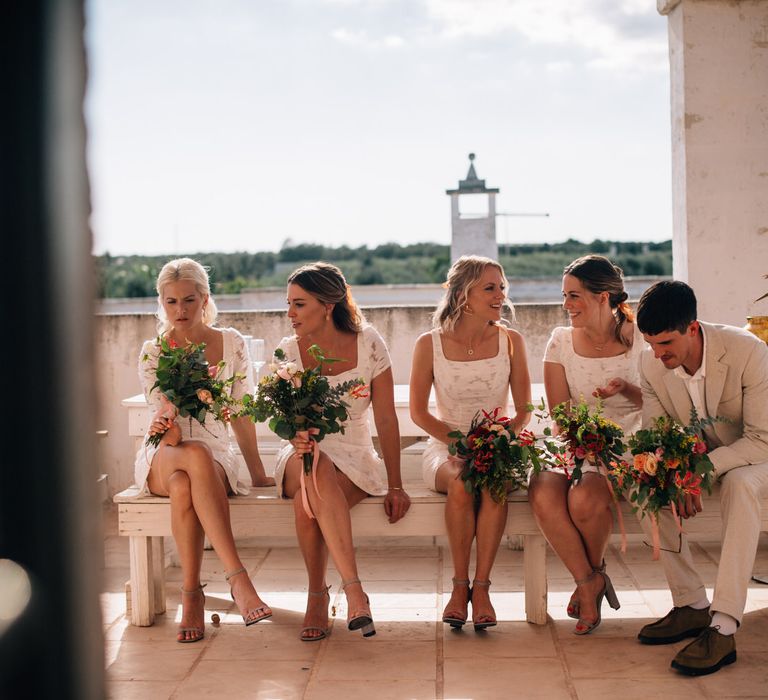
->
xmin=101 ymin=507 xmax=768 ymax=699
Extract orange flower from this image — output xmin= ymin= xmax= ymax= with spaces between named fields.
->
xmin=634 ymin=452 xmax=658 ymax=476
xmin=665 ymin=457 xmax=681 ymax=470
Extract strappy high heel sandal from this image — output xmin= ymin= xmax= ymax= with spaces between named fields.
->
xmin=300 ymin=584 xmax=331 ymax=642
xmin=342 ymin=578 xmax=376 ymax=637
xmin=442 ymin=578 xmax=471 ymax=629
xmin=568 ymin=560 xmax=607 ymax=620
xmin=573 ymin=568 xmax=620 ymax=635
xmin=225 ymin=567 xmax=272 ymax=626
xmin=177 ymin=583 xmax=206 ymax=643
xmin=471 ymin=579 xmax=497 ymax=631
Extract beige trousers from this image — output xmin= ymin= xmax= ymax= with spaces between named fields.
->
xmin=638 ymin=461 xmax=768 ymax=624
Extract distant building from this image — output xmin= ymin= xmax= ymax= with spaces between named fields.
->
xmin=446 ymin=153 xmax=499 ymax=262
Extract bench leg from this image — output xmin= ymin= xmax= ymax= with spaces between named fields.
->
xmin=129 ymin=535 xmax=156 ymax=626
xmin=524 ymin=534 xmax=548 ymax=625
xmin=151 ymin=536 xmax=166 ymax=615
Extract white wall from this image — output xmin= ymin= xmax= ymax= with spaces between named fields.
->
xmin=661 ymin=0 xmax=768 ymax=324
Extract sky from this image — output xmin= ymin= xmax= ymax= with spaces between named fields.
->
xmin=84 ymin=0 xmax=673 ymax=256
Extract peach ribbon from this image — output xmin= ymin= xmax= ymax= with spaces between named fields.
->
xmin=297 ymin=428 xmax=322 ymax=520
xmin=648 ymin=503 xmax=685 ymax=560
xmin=598 ymin=463 xmax=627 ymax=554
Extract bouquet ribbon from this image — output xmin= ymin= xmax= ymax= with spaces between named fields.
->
xmin=297 ymin=428 xmax=323 ymax=520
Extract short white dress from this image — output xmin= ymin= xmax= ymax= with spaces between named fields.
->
xmin=273 ymin=324 xmax=391 ymax=497
xmin=133 ymin=327 xmax=253 ymax=496
xmin=421 ymin=326 xmax=511 ymax=491
xmin=542 ymin=324 xmax=644 ymax=475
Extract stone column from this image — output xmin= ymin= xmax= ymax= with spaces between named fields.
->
xmin=659 ymin=0 xmax=768 ymax=325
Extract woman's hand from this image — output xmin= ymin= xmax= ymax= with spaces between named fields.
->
xmin=593 ymin=377 xmax=626 ymax=399
xmin=384 ymin=487 xmax=411 ymax=524
xmin=251 ymin=472 xmax=276 ymax=487
xmin=290 ymin=431 xmax=315 ymax=456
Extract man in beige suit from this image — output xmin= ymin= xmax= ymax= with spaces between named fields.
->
xmin=634 ymin=281 xmax=768 ymax=676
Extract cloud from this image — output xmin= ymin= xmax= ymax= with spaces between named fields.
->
xmin=424 ymin=0 xmax=668 ymax=69
xmin=331 ymin=27 xmax=406 ymax=49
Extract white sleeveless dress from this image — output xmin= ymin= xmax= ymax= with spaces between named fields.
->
xmin=273 ymin=325 xmax=391 ymax=497
xmin=421 ymin=326 xmax=511 ymax=491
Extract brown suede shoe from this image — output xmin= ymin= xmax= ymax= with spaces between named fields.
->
xmin=671 ymin=627 xmax=737 ymax=676
xmin=637 ymin=606 xmax=711 ymax=645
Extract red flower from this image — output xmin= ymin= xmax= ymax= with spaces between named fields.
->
xmin=168 ymin=338 xmax=179 ymax=349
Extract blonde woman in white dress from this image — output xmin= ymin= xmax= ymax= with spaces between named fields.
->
xmin=529 ymin=255 xmax=643 ymax=635
xmin=273 ymin=262 xmax=411 ymax=641
xmin=410 ymin=256 xmax=532 ymax=631
xmin=136 ymin=258 xmax=274 ymax=643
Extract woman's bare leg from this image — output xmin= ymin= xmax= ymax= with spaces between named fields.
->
xmin=472 ymin=489 xmax=508 ymax=624
xmin=283 ymin=452 xmax=369 ymax=627
xmin=567 ymin=473 xmax=615 ymax=626
xmin=150 ymin=440 xmax=270 ymax=619
xmin=436 ymin=461 xmax=475 ymax=622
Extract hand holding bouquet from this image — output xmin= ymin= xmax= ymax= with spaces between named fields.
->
xmin=543 ymin=400 xmax=626 ymax=483
xmin=143 ymin=336 xmax=243 ymax=447
xmin=611 ymin=413 xmax=717 ymax=520
xmin=241 ymin=345 xmax=366 ymax=475
xmin=448 ymin=407 xmax=544 ymax=504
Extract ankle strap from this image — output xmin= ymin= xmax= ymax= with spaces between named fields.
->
xmin=472 ymin=579 xmax=491 ymax=587
xmin=341 ymin=578 xmax=361 ymax=589
xmin=225 ymin=567 xmax=247 ymax=581
xmin=574 ymin=571 xmax=597 ymax=586
xmin=451 ymin=578 xmax=470 ymax=586
xmin=308 ymin=584 xmax=331 ymax=596
xmin=180 ymin=583 xmax=206 ymax=594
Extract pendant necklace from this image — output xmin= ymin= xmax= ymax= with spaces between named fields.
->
xmin=466 ymin=323 xmax=489 ymax=356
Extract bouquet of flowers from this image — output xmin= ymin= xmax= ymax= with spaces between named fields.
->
xmin=143 ymin=336 xmax=243 ymax=447
xmin=447 ymin=407 xmax=544 ymax=504
xmin=542 ymin=400 xmax=627 ymax=483
xmin=610 ymin=413 xmax=717 ymax=521
xmin=241 ymin=344 xmax=367 ymax=474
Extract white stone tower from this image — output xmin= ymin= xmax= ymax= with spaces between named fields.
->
xmin=446 ymin=153 xmax=499 ymax=262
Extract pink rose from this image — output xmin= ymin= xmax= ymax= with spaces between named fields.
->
xmin=693 ymin=439 xmax=707 ymax=455
xmin=196 ymin=388 xmax=214 ymax=405
xmin=574 ymin=446 xmax=587 ymax=459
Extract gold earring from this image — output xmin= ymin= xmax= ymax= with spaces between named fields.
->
xmin=463 ymin=304 xmax=474 ymax=316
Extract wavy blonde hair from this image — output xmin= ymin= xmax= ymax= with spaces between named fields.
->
xmin=155 ymin=257 xmax=217 ymax=335
xmin=433 ymin=255 xmax=513 ymax=332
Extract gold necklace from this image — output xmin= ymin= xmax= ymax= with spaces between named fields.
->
xmin=466 ymin=323 xmax=490 ymax=356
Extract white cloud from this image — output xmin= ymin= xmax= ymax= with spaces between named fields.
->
xmin=424 ymin=0 xmax=667 ymax=70
xmin=331 ymin=27 xmax=405 ymax=49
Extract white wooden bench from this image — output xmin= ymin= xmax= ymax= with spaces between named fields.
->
xmin=117 ymin=383 xmax=768 ymax=627
xmin=113 ymin=477 xmax=768 ymax=627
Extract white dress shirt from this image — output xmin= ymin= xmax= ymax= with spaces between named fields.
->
xmin=673 ymin=325 xmax=708 ymax=420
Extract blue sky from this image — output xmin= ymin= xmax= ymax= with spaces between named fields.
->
xmin=85 ymin=0 xmax=672 ymax=255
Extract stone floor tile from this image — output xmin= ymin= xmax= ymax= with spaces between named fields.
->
xmin=571 ymin=677 xmax=707 ymax=699
xmin=105 ymin=641 xmax=203 ymax=681
xmin=304 ymin=679 xmax=438 ymax=699
xmin=204 ymin=622 xmax=319 ymax=660
xmin=101 ymin=592 xmax=128 ymax=626
xmin=681 ymin=651 xmax=768 ymax=696
xmin=368 ymin=606 xmax=438 ymax=623
xmin=560 ymin=636 xmax=687 ymax=679
xmin=174 ymin=659 xmax=312 ymax=699
xmin=107 ymin=680 xmax=178 ymax=699
xmin=444 ymin=657 xmax=571 ymax=699
xmin=317 ymin=640 xmax=436 ymax=681
xmin=443 ymin=620 xmax=557 ymax=658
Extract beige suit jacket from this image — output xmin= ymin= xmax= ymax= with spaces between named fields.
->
xmin=639 ymin=322 xmax=768 ymax=476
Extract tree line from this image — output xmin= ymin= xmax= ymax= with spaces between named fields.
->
xmin=95 ymin=239 xmax=672 ymax=298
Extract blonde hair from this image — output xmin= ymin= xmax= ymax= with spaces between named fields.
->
xmin=287 ymin=261 xmax=365 ymax=333
xmin=155 ymin=257 xmax=218 ymax=334
xmin=432 ymin=255 xmax=514 ymax=332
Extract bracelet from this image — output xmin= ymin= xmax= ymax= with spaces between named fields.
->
xmin=388 ymin=486 xmax=404 ymax=491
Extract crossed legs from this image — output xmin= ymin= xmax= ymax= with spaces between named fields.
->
xmin=148 ymin=440 xmax=271 ymax=640
xmin=528 ymin=470 xmax=613 ymax=629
